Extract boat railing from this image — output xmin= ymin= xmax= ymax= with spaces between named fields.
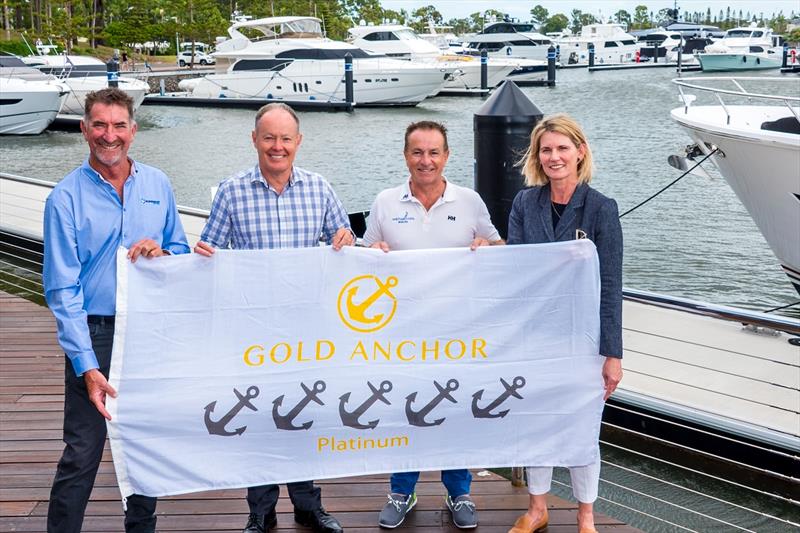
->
xmin=673 ymin=76 xmax=800 ymax=124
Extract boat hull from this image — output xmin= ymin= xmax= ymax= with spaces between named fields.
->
xmin=697 ymin=53 xmax=781 ymax=71
xmin=0 ymin=78 xmax=66 ymax=135
xmin=188 ymin=59 xmax=449 ymax=105
xmin=672 ymin=104 xmax=800 ymax=291
xmin=58 ymin=77 xmax=148 ymax=115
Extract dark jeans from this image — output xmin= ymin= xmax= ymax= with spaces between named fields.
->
xmin=247 ymin=481 xmax=321 ymax=514
xmin=47 ymin=317 xmax=158 ymax=533
xmin=391 ymin=469 xmax=472 ymax=498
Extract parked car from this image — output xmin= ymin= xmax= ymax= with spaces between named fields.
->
xmin=177 ymin=50 xmax=215 ymax=67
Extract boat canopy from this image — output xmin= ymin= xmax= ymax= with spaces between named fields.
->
xmin=228 ymin=16 xmax=324 ymax=41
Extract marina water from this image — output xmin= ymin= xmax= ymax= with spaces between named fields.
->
xmin=1 ymin=66 xmax=797 ymax=531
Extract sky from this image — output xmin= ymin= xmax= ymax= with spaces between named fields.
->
xmin=380 ymin=1 xmax=799 ymax=22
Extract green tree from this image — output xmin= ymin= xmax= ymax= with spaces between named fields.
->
xmin=632 ymin=5 xmax=649 ymax=29
xmin=569 ymin=9 xmax=582 ymax=33
xmin=409 ymin=4 xmax=442 ymax=32
xmin=341 ymin=0 xmax=384 ymax=26
xmin=530 ymin=4 xmax=548 ymax=27
xmin=447 ymin=17 xmax=471 ymax=35
xmin=540 ymin=13 xmax=568 ymax=34
xmin=614 ymin=9 xmax=631 ymax=26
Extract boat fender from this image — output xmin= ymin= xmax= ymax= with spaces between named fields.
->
xmin=791 ymin=49 xmax=797 ymax=64
xmin=742 ymin=55 xmax=747 ymax=62
xmin=756 ymin=57 xmax=760 ymax=64
xmin=507 ymin=47 xmax=512 ymax=56
xmin=635 ymin=49 xmax=641 ymax=63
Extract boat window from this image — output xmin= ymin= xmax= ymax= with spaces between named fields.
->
xmin=483 ymin=23 xmax=513 ymax=34
xmin=749 ymin=46 xmax=764 ymax=53
xmin=469 ymin=42 xmax=504 ymax=52
xmin=508 ymin=40 xmax=536 ymax=46
xmin=670 ymin=34 xmax=681 ymax=40
xmin=0 ymin=54 xmax=27 ymax=67
xmin=726 ymin=30 xmax=752 ymax=38
xmin=232 ymin=59 xmax=292 ymax=71
xmin=752 ymin=31 xmax=763 ymax=38
xmin=641 ymin=34 xmax=666 ymax=44
xmin=363 ymin=31 xmax=399 ymax=42
xmin=275 ymin=48 xmax=372 ymax=60
xmin=621 ymin=40 xmax=636 ymax=45
xmin=512 ymin=23 xmax=535 ymax=32
xmin=605 ymin=41 xmax=619 ymax=47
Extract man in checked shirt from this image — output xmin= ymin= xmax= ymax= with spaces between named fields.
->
xmin=194 ymin=103 xmax=351 ymax=533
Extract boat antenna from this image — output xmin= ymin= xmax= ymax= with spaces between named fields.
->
xmin=20 ymin=34 xmax=35 ymax=55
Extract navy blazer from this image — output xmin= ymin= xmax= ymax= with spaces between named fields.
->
xmin=507 ymin=183 xmax=623 ymax=357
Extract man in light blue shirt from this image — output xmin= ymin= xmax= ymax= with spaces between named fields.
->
xmin=194 ymin=103 xmax=350 ymax=533
xmin=43 ymin=88 xmax=189 ymax=533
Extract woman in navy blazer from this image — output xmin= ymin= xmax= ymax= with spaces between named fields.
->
xmin=506 ymin=114 xmax=623 ymax=533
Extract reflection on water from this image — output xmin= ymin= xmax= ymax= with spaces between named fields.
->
xmin=0 ymin=68 xmax=796 ymax=313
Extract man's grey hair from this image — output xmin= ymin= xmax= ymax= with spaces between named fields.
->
xmin=254 ymin=103 xmax=300 ymax=130
xmin=83 ymin=88 xmax=135 ymax=124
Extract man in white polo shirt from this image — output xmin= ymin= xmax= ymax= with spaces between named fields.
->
xmin=362 ymin=120 xmax=503 ymax=529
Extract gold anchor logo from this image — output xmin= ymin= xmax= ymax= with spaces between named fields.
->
xmin=337 ymin=275 xmax=398 ymax=333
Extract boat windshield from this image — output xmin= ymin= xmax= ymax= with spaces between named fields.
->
xmin=238 ymin=18 xmax=324 ymax=40
xmin=395 ymin=29 xmax=420 ymax=41
xmin=726 ymin=30 xmax=753 ymax=38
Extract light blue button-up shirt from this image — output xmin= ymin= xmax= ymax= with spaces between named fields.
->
xmin=43 ymin=159 xmax=189 ymax=376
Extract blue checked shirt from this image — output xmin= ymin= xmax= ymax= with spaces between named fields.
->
xmin=200 ymin=165 xmax=351 ymax=249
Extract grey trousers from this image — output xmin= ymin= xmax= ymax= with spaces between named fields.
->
xmin=47 ymin=317 xmax=157 ymax=533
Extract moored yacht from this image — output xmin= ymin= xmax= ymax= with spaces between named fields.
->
xmin=0 ymin=76 xmax=69 ymax=134
xmin=695 ymin=26 xmax=782 ymax=71
xmin=464 ymin=20 xmax=554 ymax=61
xmin=15 ymin=49 xmax=148 ymax=115
xmin=552 ymin=23 xmax=639 ymax=64
xmin=182 ymin=16 xmax=451 ymax=106
xmin=671 ymin=77 xmax=800 ymax=292
xmin=346 ymin=23 xmax=545 ymax=93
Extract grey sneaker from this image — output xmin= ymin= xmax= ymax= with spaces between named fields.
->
xmin=446 ymin=494 xmax=478 ymax=529
xmin=378 ymin=492 xmax=417 ymax=528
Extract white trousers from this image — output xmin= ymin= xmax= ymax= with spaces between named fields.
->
xmin=526 ymin=451 xmax=601 ymax=504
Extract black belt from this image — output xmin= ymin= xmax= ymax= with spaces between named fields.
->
xmin=87 ymin=315 xmax=115 ymax=325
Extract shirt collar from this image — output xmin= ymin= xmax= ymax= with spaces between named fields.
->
xmin=399 ymin=176 xmax=452 ymax=203
xmin=251 ymin=165 xmax=303 ymax=191
xmin=81 ymin=158 xmax=136 ymax=186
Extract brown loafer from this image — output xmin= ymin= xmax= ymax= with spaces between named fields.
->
xmin=508 ymin=509 xmax=548 ymax=533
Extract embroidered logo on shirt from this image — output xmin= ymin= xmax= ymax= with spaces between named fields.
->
xmin=448 ymin=215 xmax=456 ymax=221
xmin=391 ymin=211 xmax=415 ymax=224
xmin=141 ymin=199 xmax=161 ymax=206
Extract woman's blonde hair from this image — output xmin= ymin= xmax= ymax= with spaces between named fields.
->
xmin=520 ymin=113 xmax=593 ymax=187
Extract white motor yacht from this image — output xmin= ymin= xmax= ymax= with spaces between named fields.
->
xmin=346 ymin=24 xmax=545 ymax=93
xmin=695 ymin=26 xmax=782 ymax=71
xmin=635 ymin=29 xmax=683 ymax=60
xmin=463 ymin=20 xmax=554 ymax=61
xmin=553 ymin=23 xmax=639 ymax=65
xmin=671 ymin=77 xmax=800 ymax=292
xmin=182 ymin=17 xmax=451 ymax=106
xmin=17 ymin=50 xmax=148 ymax=115
xmin=0 ymin=76 xmax=69 ymax=134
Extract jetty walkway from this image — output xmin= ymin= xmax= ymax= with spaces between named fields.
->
xmin=0 ymin=291 xmax=640 ymax=532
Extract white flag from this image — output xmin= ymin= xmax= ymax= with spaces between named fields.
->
xmin=108 ymin=241 xmax=604 ymax=497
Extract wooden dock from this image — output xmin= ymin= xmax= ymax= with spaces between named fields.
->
xmin=0 ymin=291 xmax=639 ymax=532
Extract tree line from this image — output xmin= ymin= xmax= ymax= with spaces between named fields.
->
xmin=0 ymin=1 xmax=797 ymax=55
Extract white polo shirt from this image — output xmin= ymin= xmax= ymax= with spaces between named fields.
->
xmin=362 ymin=179 xmax=501 ymax=250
